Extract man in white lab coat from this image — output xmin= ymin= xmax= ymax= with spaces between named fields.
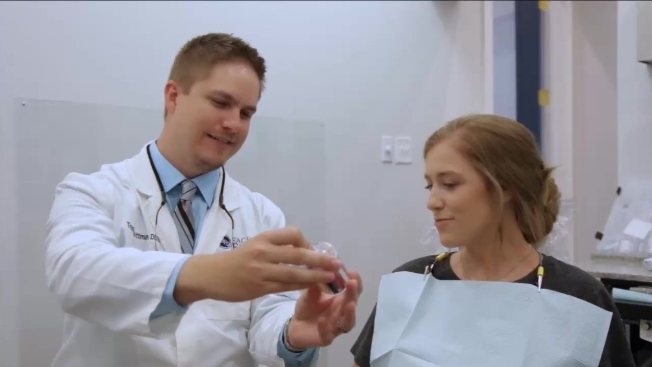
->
xmin=44 ymin=33 xmax=362 ymax=367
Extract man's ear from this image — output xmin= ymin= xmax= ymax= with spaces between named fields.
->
xmin=164 ymin=80 xmax=180 ymax=116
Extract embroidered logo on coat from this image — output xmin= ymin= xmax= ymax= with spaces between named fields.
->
xmin=219 ymin=235 xmax=232 ymax=249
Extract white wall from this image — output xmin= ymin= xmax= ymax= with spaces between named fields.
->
xmin=572 ymin=1 xmax=619 ymax=264
xmin=544 ymin=1 xmax=610 ymax=265
xmin=542 ymin=1 xmax=576 ymax=263
xmin=0 ymin=2 xmax=487 ymax=367
xmin=618 ymin=1 xmax=652 ymax=183
xmin=544 ymin=1 xmax=652 ymax=265
xmin=492 ymin=0 xmax=517 ymax=120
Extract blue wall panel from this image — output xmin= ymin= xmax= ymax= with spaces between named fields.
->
xmin=515 ymin=1 xmax=542 ymax=149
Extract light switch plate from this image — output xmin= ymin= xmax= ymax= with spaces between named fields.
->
xmin=381 ymin=135 xmax=393 ymax=163
xmin=394 ymin=136 xmax=412 ymax=164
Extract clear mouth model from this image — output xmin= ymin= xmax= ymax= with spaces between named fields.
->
xmin=312 ymin=242 xmax=350 ymax=294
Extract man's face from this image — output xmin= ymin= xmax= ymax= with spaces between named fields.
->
xmin=164 ymin=60 xmax=260 ymax=172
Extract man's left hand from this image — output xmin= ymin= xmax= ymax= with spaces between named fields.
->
xmin=286 ymin=271 xmax=363 ymax=350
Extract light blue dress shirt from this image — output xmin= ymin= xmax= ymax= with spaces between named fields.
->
xmin=147 ymin=142 xmax=317 ymax=366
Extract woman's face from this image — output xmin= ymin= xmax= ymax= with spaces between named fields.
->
xmin=424 ymin=139 xmax=496 ymax=248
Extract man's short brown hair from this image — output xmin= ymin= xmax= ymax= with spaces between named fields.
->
xmin=167 ymin=32 xmax=266 ymax=97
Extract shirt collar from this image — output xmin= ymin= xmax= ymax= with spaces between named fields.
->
xmin=148 ymin=142 xmax=219 ymax=207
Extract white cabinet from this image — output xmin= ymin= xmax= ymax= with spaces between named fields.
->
xmin=638 ymin=1 xmax=652 ymax=64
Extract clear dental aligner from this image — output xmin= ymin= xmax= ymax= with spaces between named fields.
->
xmin=312 ymin=242 xmax=350 ymax=294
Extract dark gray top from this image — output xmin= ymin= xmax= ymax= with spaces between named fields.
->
xmin=351 ymin=254 xmax=636 ymax=367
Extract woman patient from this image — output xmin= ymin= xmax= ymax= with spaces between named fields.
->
xmin=350 ymin=114 xmax=635 ymax=367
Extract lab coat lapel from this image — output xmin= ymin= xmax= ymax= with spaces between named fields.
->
xmin=129 ymin=142 xmax=181 ymax=254
xmin=195 ymin=208 xmax=231 ymax=254
xmin=195 ymin=172 xmax=242 ymax=254
xmin=142 ymin=196 xmax=180 ymax=253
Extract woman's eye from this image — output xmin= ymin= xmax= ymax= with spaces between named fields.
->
xmin=425 ymin=184 xmax=433 ymax=190
xmin=442 ymin=182 xmax=458 ymax=189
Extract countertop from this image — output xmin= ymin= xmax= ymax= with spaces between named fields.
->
xmin=577 ymin=253 xmax=652 ymax=283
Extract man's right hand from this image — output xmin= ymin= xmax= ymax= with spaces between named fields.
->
xmin=174 ymin=226 xmax=341 ymax=304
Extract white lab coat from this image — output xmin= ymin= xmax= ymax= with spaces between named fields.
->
xmin=45 ymin=143 xmax=308 ymax=367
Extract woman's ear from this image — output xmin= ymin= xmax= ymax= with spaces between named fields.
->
xmin=502 ymin=188 xmax=514 ymax=204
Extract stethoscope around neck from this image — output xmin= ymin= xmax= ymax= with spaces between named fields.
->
xmin=146 ymin=143 xmax=235 ymax=251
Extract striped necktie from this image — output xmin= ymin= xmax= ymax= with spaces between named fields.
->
xmin=173 ymin=179 xmax=197 ymax=254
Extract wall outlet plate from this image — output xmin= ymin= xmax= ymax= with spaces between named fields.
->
xmin=381 ymin=135 xmax=393 ymax=163
xmin=394 ymin=136 xmax=412 ymax=164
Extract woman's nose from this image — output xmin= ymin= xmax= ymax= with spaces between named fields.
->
xmin=427 ymin=193 xmax=444 ymax=211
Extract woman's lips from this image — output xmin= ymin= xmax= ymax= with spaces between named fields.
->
xmin=435 ymin=218 xmax=453 ymax=229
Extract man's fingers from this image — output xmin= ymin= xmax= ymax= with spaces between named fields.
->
xmin=264 ymin=281 xmax=315 ymax=295
xmin=264 ymin=263 xmax=336 ymax=285
xmin=267 ymin=245 xmax=341 ymax=271
xmin=347 ymin=271 xmax=363 ymax=296
xmin=337 ymin=299 xmax=357 ymax=333
xmin=317 ymin=315 xmax=334 ymax=342
xmin=306 ymin=284 xmax=323 ymax=303
xmin=256 ymin=226 xmax=311 ymax=249
xmin=330 ymin=278 xmax=359 ymax=333
xmin=343 ymin=278 xmax=358 ymax=301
